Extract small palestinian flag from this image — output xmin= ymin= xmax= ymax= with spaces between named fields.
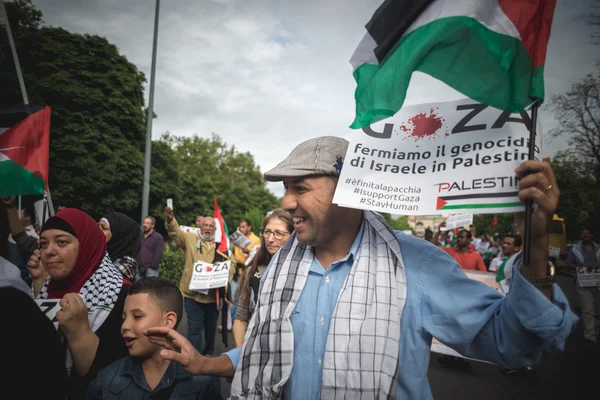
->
xmin=0 ymin=105 xmax=50 ymax=197
xmin=436 ymin=192 xmax=521 ymax=212
xmin=213 ymin=197 xmax=230 ymax=255
xmin=350 ymin=0 xmax=557 ymax=128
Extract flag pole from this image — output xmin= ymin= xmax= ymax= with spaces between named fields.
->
xmin=42 ymin=191 xmax=48 ymax=227
xmin=141 ymin=0 xmax=160 ymax=223
xmin=2 ymin=1 xmax=30 ymax=216
xmin=522 ymin=99 xmax=540 ymax=266
xmin=1 ymin=1 xmax=29 ymax=105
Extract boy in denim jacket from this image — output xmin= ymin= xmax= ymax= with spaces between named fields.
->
xmin=87 ymin=278 xmax=221 ymax=399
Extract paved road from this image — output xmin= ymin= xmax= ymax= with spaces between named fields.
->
xmin=179 ymin=273 xmax=594 ymax=399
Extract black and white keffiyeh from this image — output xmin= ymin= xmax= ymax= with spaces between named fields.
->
xmin=37 ymin=252 xmax=123 ymax=332
xmin=231 ymin=211 xmax=407 ymax=399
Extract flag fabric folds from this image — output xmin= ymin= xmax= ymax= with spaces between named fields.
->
xmin=350 ymin=0 xmax=557 ymax=129
xmin=0 ymin=105 xmax=51 ymax=197
xmin=213 ymin=197 xmax=230 ymax=254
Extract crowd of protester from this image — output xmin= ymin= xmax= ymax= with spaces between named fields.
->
xmin=0 ymin=135 xmax=595 ymax=399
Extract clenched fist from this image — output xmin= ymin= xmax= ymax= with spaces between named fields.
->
xmin=56 ymin=293 xmax=90 ymax=339
xmin=27 ymin=249 xmax=48 ymax=282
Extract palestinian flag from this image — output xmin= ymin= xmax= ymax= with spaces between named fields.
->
xmin=0 ymin=105 xmax=51 ymax=197
xmin=350 ymin=0 xmax=557 ymax=129
xmin=436 ymin=192 xmax=521 ymax=212
xmin=213 ymin=197 xmax=230 ymax=254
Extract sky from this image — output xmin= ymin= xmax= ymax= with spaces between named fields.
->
xmin=28 ymin=0 xmax=599 ymax=197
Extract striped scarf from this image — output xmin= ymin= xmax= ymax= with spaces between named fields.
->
xmin=231 ymin=211 xmax=406 ymax=399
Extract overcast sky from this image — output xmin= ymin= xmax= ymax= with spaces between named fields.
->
xmin=29 ymin=0 xmax=599 ymax=197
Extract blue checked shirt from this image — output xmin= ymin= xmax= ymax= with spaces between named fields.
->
xmin=225 ymin=230 xmax=577 ymax=399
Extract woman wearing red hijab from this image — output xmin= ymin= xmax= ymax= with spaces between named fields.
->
xmin=28 ymin=208 xmax=130 ymax=400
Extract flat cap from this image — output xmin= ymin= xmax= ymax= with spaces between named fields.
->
xmin=264 ymin=136 xmax=348 ymax=182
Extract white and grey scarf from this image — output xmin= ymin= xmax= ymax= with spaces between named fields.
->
xmin=231 ymin=211 xmax=407 ymax=399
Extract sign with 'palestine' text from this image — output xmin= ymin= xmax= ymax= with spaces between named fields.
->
xmin=333 ymin=99 xmax=542 ymax=215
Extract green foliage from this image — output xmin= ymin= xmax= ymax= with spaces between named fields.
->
xmin=3 ymin=0 xmax=42 ymax=29
xmin=158 ymin=248 xmax=185 ymax=288
xmin=244 ymin=207 xmax=267 ymax=235
xmin=473 ymin=214 xmax=516 ymax=239
xmin=550 ymin=152 xmax=599 ymax=240
xmin=381 ymin=213 xmax=412 ymax=232
xmin=156 ymin=133 xmax=280 ymax=229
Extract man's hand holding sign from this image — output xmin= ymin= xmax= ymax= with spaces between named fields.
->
xmin=514 ymin=160 xmax=559 ymax=300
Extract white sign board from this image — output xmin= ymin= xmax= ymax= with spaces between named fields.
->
xmin=577 ymin=267 xmax=600 ymax=287
xmin=230 ymin=230 xmax=252 ymax=249
xmin=180 ymin=225 xmax=200 ymax=235
xmin=189 ymin=260 xmax=231 ymax=291
xmin=441 ymin=214 xmax=474 ymax=231
xmin=333 ymin=99 xmax=542 ymax=215
xmin=35 ymin=299 xmax=61 ymax=330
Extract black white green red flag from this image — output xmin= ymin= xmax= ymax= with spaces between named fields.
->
xmin=0 ymin=105 xmax=51 ymax=196
xmin=350 ymin=0 xmax=557 ymax=129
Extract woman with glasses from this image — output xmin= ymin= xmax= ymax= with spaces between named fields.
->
xmin=232 ymin=209 xmax=294 ymax=347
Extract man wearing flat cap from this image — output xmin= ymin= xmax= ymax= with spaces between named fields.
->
xmin=146 ymin=136 xmax=577 ymax=400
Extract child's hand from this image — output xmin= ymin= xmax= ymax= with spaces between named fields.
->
xmin=145 ymin=327 xmax=204 ymax=375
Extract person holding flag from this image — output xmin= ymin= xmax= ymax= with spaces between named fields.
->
xmin=164 ymin=205 xmax=234 ymax=356
xmin=147 ymin=136 xmax=576 ymax=399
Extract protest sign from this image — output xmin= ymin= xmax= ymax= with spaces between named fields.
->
xmin=577 ymin=267 xmax=600 ymax=287
xmin=189 ymin=260 xmax=231 ymax=292
xmin=245 ymin=245 xmax=260 ymax=266
xmin=549 ymin=246 xmax=561 ymax=258
xmin=35 ymin=299 xmax=61 ymax=330
xmin=431 ymin=270 xmax=502 ymax=362
xmin=180 ymin=225 xmax=200 ymax=235
xmin=441 ymin=214 xmax=473 ymax=231
xmin=334 ymin=99 xmax=542 ymax=215
xmin=230 ymin=229 xmax=252 ymax=249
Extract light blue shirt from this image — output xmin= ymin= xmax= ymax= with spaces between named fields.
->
xmin=226 ymin=231 xmax=577 ymax=399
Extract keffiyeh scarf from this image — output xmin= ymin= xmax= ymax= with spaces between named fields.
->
xmin=37 ymin=253 xmax=123 ymax=371
xmin=231 ymin=211 xmax=407 ymax=399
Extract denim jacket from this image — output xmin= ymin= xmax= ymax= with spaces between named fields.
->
xmin=87 ymin=356 xmax=221 ymax=400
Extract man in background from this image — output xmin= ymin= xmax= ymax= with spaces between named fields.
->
xmin=439 ymin=227 xmax=487 ymax=271
xmin=566 ymin=227 xmax=600 ymax=347
xmin=196 ymin=215 xmax=204 ymax=230
xmin=138 ymin=216 xmax=165 ymax=279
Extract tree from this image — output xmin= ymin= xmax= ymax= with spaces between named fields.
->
xmin=0 ymin=0 xmax=148 ymax=219
xmin=473 ymin=213 xmax=516 ymax=239
xmin=547 ymin=66 xmax=600 ymax=184
xmin=157 ymin=133 xmax=280 ymax=229
xmin=550 ymin=152 xmax=599 ymax=240
xmin=243 ymin=207 xmax=267 ymax=235
xmin=381 ymin=213 xmax=412 ymax=232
